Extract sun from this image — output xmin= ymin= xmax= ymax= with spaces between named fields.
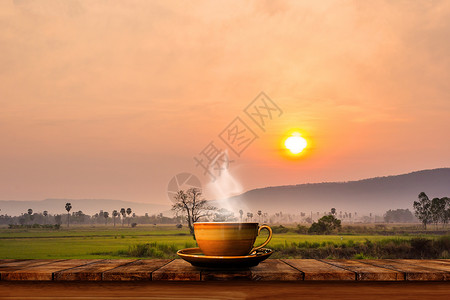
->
xmin=284 ymin=132 xmax=307 ymax=154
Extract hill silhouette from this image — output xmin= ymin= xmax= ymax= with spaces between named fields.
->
xmin=219 ymin=168 xmax=450 ymax=215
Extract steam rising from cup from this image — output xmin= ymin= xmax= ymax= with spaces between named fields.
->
xmin=205 ymin=150 xmax=247 ymax=214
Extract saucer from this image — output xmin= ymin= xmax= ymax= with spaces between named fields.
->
xmin=177 ymin=247 xmax=273 ymax=268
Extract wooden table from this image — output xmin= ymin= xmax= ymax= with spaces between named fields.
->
xmin=0 ymin=259 xmax=449 ymax=299
xmin=0 ymin=259 xmax=449 ymax=281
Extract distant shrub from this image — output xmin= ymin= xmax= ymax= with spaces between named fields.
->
xmin=272 ymin=225 xmax=289 ymax=233
xmin=295 ymin=225 xmax=308 ymax=234
xmin=131 ymin=223 xmax=137 ymax=228
xmin=121 ymin=242 xmax=179 ymax=258
xmin=8 ymin=224 xmax=60 ymax=230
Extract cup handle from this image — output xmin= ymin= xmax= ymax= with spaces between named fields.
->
xmin=251 ymin=225 xmax=272 ymax=253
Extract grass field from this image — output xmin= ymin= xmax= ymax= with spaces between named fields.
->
xmin=0 ymin=225 xmax=447 ymax=259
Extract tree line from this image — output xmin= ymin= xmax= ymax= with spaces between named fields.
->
xmin=413 ymin=192 xmax=450 ymax=229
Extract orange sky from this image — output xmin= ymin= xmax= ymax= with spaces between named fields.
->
xmin=1 ymin=0 xmax=449 ymax=206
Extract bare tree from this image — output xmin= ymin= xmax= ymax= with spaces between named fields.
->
xmin=171 ymin=188 xmax=216 ymax=239
xmin=65 ymin=203 xmax=72 ymax=228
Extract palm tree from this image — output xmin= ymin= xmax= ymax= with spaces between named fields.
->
xmin=120 ymin=208 xmax=126 ymax=226
xmin=331 ymin=208 xmax=336 ymax=216
xmin=257 ymin=210 xmax=262 ymax=223
xmin=246 ymin=212 xmax=251 ymax=222
xmin=43 ymin=211 xmax=48 ymax=225
xmin=239 ymin=209 xmax=243 ymax=222
xmin=65 ymin=203 xmax=72 ymax=228
xmin=112 ymin=210 xmax=118 ymax=227
xmin=103 ymin=211 xmax=109 ymax=225
xmin=126 ymin=208 xmax=132 ymax=226
xmin=27 ymin=209 xmax=33 ymax=225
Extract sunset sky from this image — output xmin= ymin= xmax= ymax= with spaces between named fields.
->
xmin=1 ymin=0 xmax=449 ymax=207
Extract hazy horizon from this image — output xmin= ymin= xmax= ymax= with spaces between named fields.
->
xmin=1 ymin=1 xmax=450 ymax=206
xmin=1 ymin=167 xmax=448 ymax=204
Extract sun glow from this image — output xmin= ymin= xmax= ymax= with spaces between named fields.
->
xmin=284 ymin=132 xmax=307 ymax=154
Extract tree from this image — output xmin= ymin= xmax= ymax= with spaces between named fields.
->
xmin=257 ymin=210 xmax=262 ymax=223
xmin=384 ymin=209 xmax=415 ymax=223
xmin=103 ymin=211 xmax=109 ymax=225
xmin=308 ymin=215 xmax=341 ymax=234
xmin=430 ymin=197 xmax=446 ymax=228
xmin=120 ymin=208 xmax=126 ymax=226
xmin=239 ymin=209 xmax=243 ymax=222
xmin=413 ymin=192 xmax=432 ymax=229
xmin=43 ymin=210 xmax=48 ymax=225
xmin=444 ymin=197 xmax=450 ymax=228
xmin=331 ymin=208 xmax=336 ymax=216
xmin=65 ymin=203 xmax=72 ymax=228
xmin=126 ymin=208 xmax=132 ymax=226
xmin=27 ymin=209 xmax=33 ymax=224
xmin=171 ymin=188 xmax=216 ymax=239
xmin=112 ymin=210 xmax=118 ymax=227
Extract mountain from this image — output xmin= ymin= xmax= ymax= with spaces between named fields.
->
xmin=0 ymin=198 xmax=171 ymax=217
xmin=217 ymin=168 xmax=450 ymax=215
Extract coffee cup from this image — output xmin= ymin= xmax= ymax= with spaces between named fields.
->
xmin=193 ymin=222 xmax=272 ymax=256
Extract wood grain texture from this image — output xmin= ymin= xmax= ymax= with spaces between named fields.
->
xmin=200 ymin=268 xmax=252 ymax=281
xmin=361 ymin=259 xmax=449 ymax=281
xmin=321 ymin=259 xmax=403 ymax=281
xmin=249 ymin=259 xmax=302 ymax=281
xmin=392 ymin=259 xmax=450 ymax=273
xmin=152 ymin=259 xmax=201 ymax=281
xmin=0 ymin=260 xmax=65 ymax=280
xmin=102 ymin=259 xmax=172 ymax=281
xmin=54 ymin=260 xmax=135 ymax=281
xmin=1 ymin=260 xmax=102 ymax=281
xmin=1 ymin=281 xmax=450 ymax=300
xmin=1 ymin=259 xmax=449 ymax=282
xmin=283 ymin=259 xmax=355 ymax=281
xmin=0 ymin=260 xmax=23 ymax=265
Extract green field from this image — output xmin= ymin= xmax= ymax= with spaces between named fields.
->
xmin=0 ymin=225 xmax=447 ymax=259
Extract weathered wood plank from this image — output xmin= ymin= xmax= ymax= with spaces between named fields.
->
xmin=152 ymin=259 xmax=201 ymax=281
xmin=321 ymin=259 xmax=403 ymax=281
xmin=54 ymin=259 xmax=135 ymax=281
xmin=438 ymin=259 xmax=450 ymax=264
xmin=283 ymin=259 xmax=355 ymax=281
xmin=102 ymin=259 xmax=172 ymax=281
xmin=0 ymin=259 xmax=23 ymax=265
xmin=362 ymin=259 xmax=449 ymax=281
xmin=0 ymin=260 xmax=64 ymax=280
xmin=171 ymin=259 xmax=302 ymax=281
xmin=1 ymin=259 xmax=102 ymax=281
xmin=250 ymin=259 xmax=303 ymax=281
xmin=393 ymin=259 xmax=450 ymax=273
xmin=200 ymin=268 xmax=252 ymax=281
